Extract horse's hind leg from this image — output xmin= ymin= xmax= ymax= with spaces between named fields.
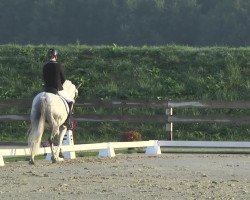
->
xmin=51 ymin=126 xmax=67 ymax=162
xmin=49 ymin=126 xmax=60 ymax=163
xmin=29 ymin=140 xmax=41 ymax=165
xmin=29 ymin=143 xmax=36 ymax=165
xmin=50 ymin=125 xmax=68 ymax=163
xmin=29 ymin=125 xmax=44 ymax=165
xmin=29 ymin=141 xmax=41 ymax=165
xmin=57 ymin=125 xmax=68 ymax=159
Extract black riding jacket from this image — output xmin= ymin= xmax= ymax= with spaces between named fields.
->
xmin=43 ymin=61 xmax=66 ymax=93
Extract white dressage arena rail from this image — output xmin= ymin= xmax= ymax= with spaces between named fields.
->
xmin=0 ymin=131 xmax=161 ymax=166
xmin=1 ymin=130 xmax=250 ymax=166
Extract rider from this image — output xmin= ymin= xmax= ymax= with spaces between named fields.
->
xmin=43 ymin=48 xmax=75 ymax=128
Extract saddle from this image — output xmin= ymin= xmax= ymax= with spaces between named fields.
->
xmin=44 ymin=88 xmax=76 ymax=130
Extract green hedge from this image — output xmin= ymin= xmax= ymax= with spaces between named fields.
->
xmin=0 ymin=44 xmax=249 ymax=143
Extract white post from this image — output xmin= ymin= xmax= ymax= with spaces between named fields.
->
xmin=98 ymin=143 xmax=116 ymax=157
xmin=146 ymin=140 xmax=161 ymax=155
xmin=166 ymin=107 xmax=173 ymax=140
xmin=62 ymin=130 xmax=76 ymax=159
xmin=45 ymin=152 xmax=52 ymax=161
xmin=0 ymin=155 xmax=4 ymax=166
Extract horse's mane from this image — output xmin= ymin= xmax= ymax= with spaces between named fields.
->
xmin=63 ymin=80 xmax=76 ymax=98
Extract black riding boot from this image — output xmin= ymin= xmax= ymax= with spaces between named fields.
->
xmin=66 ymin=102 xmax=74 ymax=130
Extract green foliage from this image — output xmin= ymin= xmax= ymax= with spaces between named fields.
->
xmin=1 ymin=0 xmax=250 ymax=46
xmin=0 ymin=44 xmax=249 ymax=143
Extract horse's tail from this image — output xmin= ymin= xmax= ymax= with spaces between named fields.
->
xmin=28 ymin=96 xmax=47 ymax=157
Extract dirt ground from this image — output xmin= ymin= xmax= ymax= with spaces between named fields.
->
xmin=0 ymin=153 xmax=249 ymax=200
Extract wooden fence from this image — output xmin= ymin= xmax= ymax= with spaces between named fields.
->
xmin=0 ymin=99 xmax=250 ymax=140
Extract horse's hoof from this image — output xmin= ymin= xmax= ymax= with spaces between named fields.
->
xmin=59 ymin=152 xmax=64 ymax=158
xmin=58 ymin=157 xmax=64 ymax=162
xmin=51 ymin=157 xmax=56 ymax=163
xmin=29 ymin=160 xmax=35 ymax=165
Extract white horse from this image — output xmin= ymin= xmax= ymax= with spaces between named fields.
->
xmin=28 ymin=80 xmax=78 ymax=164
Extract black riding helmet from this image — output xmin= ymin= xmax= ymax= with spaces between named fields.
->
xmin=48 ymin=48 xmax=58 ymax=58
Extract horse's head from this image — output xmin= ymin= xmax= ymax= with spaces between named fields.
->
xmin=63 ymin=80 xmax=78 ymax=100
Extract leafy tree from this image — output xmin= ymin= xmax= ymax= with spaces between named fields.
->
xmin=0 ymin=0 xmax=250 ymax=46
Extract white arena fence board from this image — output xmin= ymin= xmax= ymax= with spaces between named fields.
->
xmin=0 ymin=146 xmax=31 ymax=156
xmin=0 ymin=140 xmax=160 ymax=166
xmin=1 ymin=140 xmax=250 ymax=166
xmin=0 ymin=140 xmax=157 ymax=157
xmin=1 ymin=140 xmax=250 ymax=158
xmin=158 ymin=141 xmax=250 ymax=148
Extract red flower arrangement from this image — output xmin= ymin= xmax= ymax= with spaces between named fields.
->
xmin=120 ymin=130 xmax=141 ymax=142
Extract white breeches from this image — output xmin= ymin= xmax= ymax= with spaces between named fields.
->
xmin=58 ymin=90 xmax=75 ymax=103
